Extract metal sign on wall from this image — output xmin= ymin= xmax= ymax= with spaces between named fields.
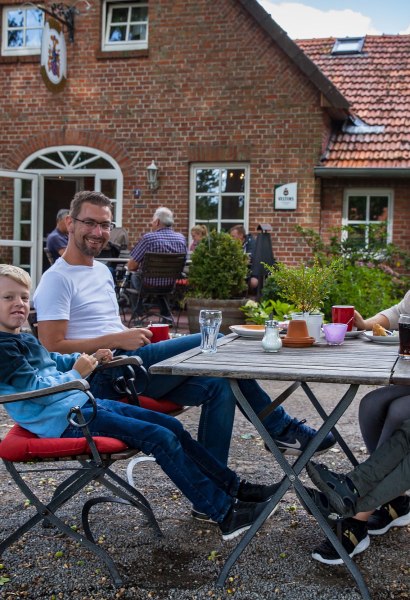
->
xmin=40 ymin=17 xmax=67 ymax=92
xmin=274 ymin=182 xmax=298 ymax=210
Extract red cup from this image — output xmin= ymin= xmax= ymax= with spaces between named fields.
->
xmin=331 ymin=305 xmax=354 ymax=332
xmin=148 ymin=324 xmax=170 ymax=342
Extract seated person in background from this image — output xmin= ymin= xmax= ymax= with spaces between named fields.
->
xmin=229 ymin=224 xmax=258 ymax=290
xmin=46 ymin=208 xmax=69 ymax=262
xmin=189 ymin=224 xmax=208 ymax=251
xmin=308 ymin=293 xmax=410 ymax=565
xmin=126 ymin=206 xmax=187 ymax=317
xmin=354 ymin=290 xmax=410 ymax=332
xmin=33 ymin=191 xmax=336 ymax=480
xmin=0 ymin=264 xmax=279 ymax=541
xmin=306 ymin=417 xmax=410 ymax=559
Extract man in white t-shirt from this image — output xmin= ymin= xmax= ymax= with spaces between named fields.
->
xmin=34 ymin=191 xmax=335 ymax=475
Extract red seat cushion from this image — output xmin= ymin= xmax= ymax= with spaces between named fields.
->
xmin=138 ymin=395 xmax=184 ymax=414
xmin=0 ymin=424 xmax=128 ymax=462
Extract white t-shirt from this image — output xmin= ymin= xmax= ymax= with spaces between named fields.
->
xmin=33 ymin=258 xmax=126 ymax=339
xmin=380 ymin=289 xmax=410 ymax=329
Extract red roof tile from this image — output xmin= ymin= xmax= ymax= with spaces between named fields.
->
xmin=297 ymin=35 xmax=410 ymax=169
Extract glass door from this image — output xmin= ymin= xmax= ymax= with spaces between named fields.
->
xmin=0 ymin=169 xmax=40 ymax=289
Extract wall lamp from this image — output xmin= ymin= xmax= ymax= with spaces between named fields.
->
xmin=146 ymin=160 xmax=159 ymax=191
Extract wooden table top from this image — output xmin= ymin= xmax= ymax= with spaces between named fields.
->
xmin=150 ymin=333 xmax=410 ymax=386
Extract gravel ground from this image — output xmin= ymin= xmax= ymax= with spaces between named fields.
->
xmin=1 ymin=381 xmax=409 ymax=600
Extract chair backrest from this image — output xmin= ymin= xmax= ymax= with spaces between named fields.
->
xmin=44 ymin=248 xmax=55 ymax=265
xmin=140 ymin=252 xmax=186 ymax=292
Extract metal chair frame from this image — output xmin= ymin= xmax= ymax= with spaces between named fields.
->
xmin=125 ymin=252 xmax=186 ymax=329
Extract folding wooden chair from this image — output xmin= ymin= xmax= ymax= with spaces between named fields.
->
xmin=0 ymin=356 xmax=188 ymax=587
xmin=125 ymin=252 xmax=187 ymax=329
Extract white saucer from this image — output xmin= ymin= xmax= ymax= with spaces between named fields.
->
xmin=362 ymin=331 xmax=399 ymax=344
xmin=229 ymin=325 xmax=265 ymax=339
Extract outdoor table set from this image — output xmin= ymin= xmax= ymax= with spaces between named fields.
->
xmin=150 ymin=330 xmax=410 ymax=600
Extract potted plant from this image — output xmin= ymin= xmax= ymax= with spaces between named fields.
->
xmin=263 ymin=257 xmax=342 ymax=339
xmin=185 ymin=230 xmax=249 ymax=333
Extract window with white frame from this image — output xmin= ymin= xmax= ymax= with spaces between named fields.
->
xmin=343 ymin=189 xmax=393 ymax=248
xmin=1 ymin=6 xmax=44 ymax=56
xmin=190 ymin=165 xmax=250 ymax=233
xmin=102 ymin=1 xmax=148 ymax=52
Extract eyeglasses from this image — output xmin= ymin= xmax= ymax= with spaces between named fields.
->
xmin=72 ymin=217 xmax=114 ymax=231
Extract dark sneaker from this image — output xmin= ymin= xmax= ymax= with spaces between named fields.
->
xmin=299 ymin=486 xmax=344 ymax=522
xmin=368 ymin=496 xmax=410 ymax=536
xmin=220 ymin=498 xmax=277 ymax=541
xmin=311 ymin=518 xmax=370 ymax=565
xmin=306 ymin=461 xmax=359 ymax=518
xmin=191 ymin=509 xmax=217 ymax=524
xmin=236 ymin=479 xmax=281 ymax=503
xmin=273 ymin=419 xmax=336 ymax=456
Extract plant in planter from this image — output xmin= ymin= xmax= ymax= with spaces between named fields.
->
xmin=185 ymin=230 xmax=249 ymax=333
xmin=240 ymin=299 xmax=296 ymax=325
xmin=264 ymin=257 xmax=342 ymax=339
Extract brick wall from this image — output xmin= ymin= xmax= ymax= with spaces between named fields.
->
xmin=0 ymin=0 xmax=360 ymax=264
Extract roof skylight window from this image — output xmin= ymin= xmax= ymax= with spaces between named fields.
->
xmin=331 ymin=37 xmax=365 ymax=55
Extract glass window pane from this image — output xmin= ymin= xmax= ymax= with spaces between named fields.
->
xmin=77 ymin=157 xmax=113 ymax=169
xmin=111 ymin=7 xmax=129 ymax=23
xmin=131 ymin=6 xmax=148 ymax=20
xmin=8 ymin=30 xmax=23 ymax=47
xmin=26 ymin=9 xmax=43 ymax=27
xmin=370 ymin=197 xmax=388 ymax=221
xmin=21 ymin=202 xmax=31 ymax=220
xmin=101 ymin=180 xmax=117 ymax=198
xmin=8 ymin=10 xmax=24 ymax=27
xmin=222 ymin=169 xmax=245 ymax=193
xmin=20 ymin=224 xmax=31 ymax=241
xmin=196 ymin=169 xmax=219 ymax=193
xmin=110 ymin=26 xmax=126 ymax=41
xmin=20 ymin=248 xmax=30 ymax=263
xmin=26 ymin=158 xmax=53 ymax=168
xmin=346 ymin=224 xmax=366 ymax=249
xmin=348 ymin=196 xmax=366 ymax=220
xmin=196 ymin=196 xmax=218 ymax=220
xmin=129 ymin=24 xmax=146 ymax=40
xmin=26 ymin=29 xmax=42 ymax=47
xmin=21 ymin=180 xmax=32 ymax=197
xmin=221 ymin=195 xmax=244 ymax=220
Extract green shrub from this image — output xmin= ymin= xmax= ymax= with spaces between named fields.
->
xmin=240 ymin=299 xmax=296 ymax=324
xmin=323 ymin=264 xmax=403 ymax=320
xmin=187 ymin=230 xmax=248 ymax=299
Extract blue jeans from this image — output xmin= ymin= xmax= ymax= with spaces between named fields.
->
xmin=61 ymin=398 xmax=238 ymax=522
xmin=90 ymin=334 xmax=292 ymax=465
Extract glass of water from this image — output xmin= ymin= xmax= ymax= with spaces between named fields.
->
xmin=199 ymin=310 xmax=222 ymax=353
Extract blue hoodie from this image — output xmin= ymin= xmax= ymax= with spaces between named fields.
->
xmin=0 ymin=332 xmax=87 ymax=438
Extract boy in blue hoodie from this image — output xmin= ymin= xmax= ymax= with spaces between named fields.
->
xmin=0 ymin=264 xmax=280 ymax=541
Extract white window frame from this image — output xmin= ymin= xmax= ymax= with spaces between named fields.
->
xmin=342 ymin=188 xmax=393 ymax=246
xmin=189 ymin=163 xmax=250 ymax=234
xmin=102 ymin=1 xmax=148 ymax=52
xmin=1 ymin=5 xmax=44 ymax=56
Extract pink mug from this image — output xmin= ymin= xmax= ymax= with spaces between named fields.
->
xmin=331 ymin=305 xmax=354 ymax=332
xmin=148 ymin=324 xmax=170 ymax=343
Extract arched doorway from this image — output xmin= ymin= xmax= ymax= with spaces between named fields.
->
xmin=19 ymin=146 xmax=123 ymax=283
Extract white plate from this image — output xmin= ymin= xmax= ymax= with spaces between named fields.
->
xmin=345 ymin=329 xmax=365 ymax=339
xmin=362 ymin=331 xmax=400 ymax=344
xmin=229 ymin=325 xmax=265 ymax=339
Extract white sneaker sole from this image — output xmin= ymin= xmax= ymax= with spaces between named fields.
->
xmin=221 ymin=504 xmax=278 ymax=541
xmin=368 ymin=511 xmax=410 ymax=536
xmin=311 ymin=534 xmax=370 ymax=565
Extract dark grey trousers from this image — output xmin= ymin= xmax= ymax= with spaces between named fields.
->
xmin=348 ymin=418 xmax=410 ymax=512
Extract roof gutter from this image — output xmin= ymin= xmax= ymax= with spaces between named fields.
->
xmin=315 ymin=167 xmax=410 ymax=178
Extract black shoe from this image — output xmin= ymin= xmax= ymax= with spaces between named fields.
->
xmin=311 ymin=518 xmax=370 ymax=565
xmin=273 ymin=419 xmax=336 ymax=456
xmin=219 ymin=498 xmax=277 ymax=541
xmin=368 ymin=496 xmax=410 ymax=536
xmin=236 ymin=479 xmax=281 ymax=503
xmin=299 ymin=486 xmax=344 ymax=522
xmin=306 ymin=461 xmax=359 ymax=518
